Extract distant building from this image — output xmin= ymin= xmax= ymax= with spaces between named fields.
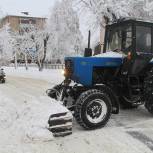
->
xmin=0 ymin=13 xmax=47 ymax=63
xmin=0 ymin=13 xmax=46 ymax=33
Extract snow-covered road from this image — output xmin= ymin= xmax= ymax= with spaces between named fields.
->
xmin=1 ymin=67 xmax=153 ymax=153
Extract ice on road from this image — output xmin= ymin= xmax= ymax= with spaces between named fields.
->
xmin=1 ymin=67 xmax=153 ymax=153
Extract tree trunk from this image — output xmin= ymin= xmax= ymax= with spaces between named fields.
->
xmin=37 ymin=58 xmax=42 ymax=71
xmin=39 ymin=36 xmax=49 ymax=71
xmin=35 ymin=44 xmax=42 ymax=71
xmin=24 ymin=54 xmax=28 ymax=70
xmin=14 ymin=52 xmax=17 ymax=69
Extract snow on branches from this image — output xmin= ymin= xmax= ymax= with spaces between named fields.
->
xmin=47 ymin=0 xmax=83 ymax=60
xmin=30 ymin=28 xmax=50 ymax=71
xmin=16 ymin=25 xmax=51 ymax=71
xmin=0 ymin=24 xmax=14 ymax=64
xmin=75 ymin=0 xmax=153 ymax=27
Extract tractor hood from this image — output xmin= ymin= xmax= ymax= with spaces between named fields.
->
xmin=64 ymin=51 xmax=124 ymax=86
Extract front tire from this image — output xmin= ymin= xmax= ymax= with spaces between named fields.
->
xmin=74 ymin=89 xmax=112 ymax=130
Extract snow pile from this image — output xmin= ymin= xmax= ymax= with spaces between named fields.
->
xmin=0 ymin=90 xmax=70 ymax=142
xmin=94 ymin=51 xmax=126 ymax=58
xmin=4 ymin=66 xmax=64 ymax=83
xmin=0 ymin=95 xmax=18 ymax=129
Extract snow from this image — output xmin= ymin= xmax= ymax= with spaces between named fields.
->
xmin=0 ymin=67 xmax=72 ymax=152
xmin=94 ymin=51 xmax=153 ymax=64
xmin=5 ymin=12 xmax=46 ymax=18
xmin=4 ymin=66 xmax=64 ymax=83
xmin=0 ymin=92 xmax=51 ymax=141
xmin=94 ymin=51 xmax=126 ymax=58
xmin=0 ymin=24 xmax=14 ymax=61
xmin=1 ymin=67 xmax=153 ymax=153
xmin=0 ymin=84 xmax=69 ymax=142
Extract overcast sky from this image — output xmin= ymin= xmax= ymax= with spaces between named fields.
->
xmin=0 ymin=0 xmax=57 ymax=17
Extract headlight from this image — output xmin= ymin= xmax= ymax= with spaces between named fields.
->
xmin=62 ymin=69 xmax=68 ymax=76
xmin=61 ymin=69 xmax=65 ymax=75
xmin=62 ymin=69 xmax=71 ymax=77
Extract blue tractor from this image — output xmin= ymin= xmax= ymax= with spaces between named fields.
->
xmin=47 ymin=19 xmax=153 ymax=131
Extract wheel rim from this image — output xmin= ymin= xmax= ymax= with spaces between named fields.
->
xmin=86 ymin=99 xmax=107 ymax=124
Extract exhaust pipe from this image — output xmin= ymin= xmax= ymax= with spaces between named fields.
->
xmin=84 ymin=30 xmax=92 ymax=57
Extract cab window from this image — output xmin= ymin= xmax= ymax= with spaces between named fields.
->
xmin=106 ymin=25 xmax=132 ymax=53
xmin=136 ymin=26 xmax=151 ymax=53
xmin=122 ymin=26 xmax=132 ymax=52
xmin=106 ymin=27 xmax=122 ymax=51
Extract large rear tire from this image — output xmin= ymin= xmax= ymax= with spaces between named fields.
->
xmin=144 ymin=68 xmax=153 ymax=114
xmin=74 ymin=89 xmax=112 ymax=130
xmin=145 ymin=102 xmax=153 ymax=115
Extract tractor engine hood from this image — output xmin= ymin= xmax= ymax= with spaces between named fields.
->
xmin=64 ymin=51 xmax=124 ymax=86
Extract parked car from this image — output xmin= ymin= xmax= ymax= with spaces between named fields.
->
xmin=0 ymin=68 xmax=5 ymax=83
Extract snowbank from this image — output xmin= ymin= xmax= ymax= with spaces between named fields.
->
xmin=3 ymin=66 xmax=64 ymax=83
xmin=0 ymin=90 xmax=70 ymax=143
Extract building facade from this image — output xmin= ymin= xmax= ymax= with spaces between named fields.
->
xmin=0 ymin=14 xmax=46 ymax=33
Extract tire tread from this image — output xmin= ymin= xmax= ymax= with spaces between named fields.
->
xmin=74 ymin=89 xmax=111 ymax=129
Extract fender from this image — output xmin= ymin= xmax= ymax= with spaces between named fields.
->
xmin=95 ymin=84 xmax=120 ymax=114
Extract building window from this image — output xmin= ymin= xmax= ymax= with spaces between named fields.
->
xmin=20 ymin=18 xmax=36 ymax=24
xmin=20 ymin=19 xmax=29 ymax=24
xmin=29 ymin=19 xmax=36 ymax=24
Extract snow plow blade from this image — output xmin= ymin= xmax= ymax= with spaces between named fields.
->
xmin=48 ymin=112 xmax=73 ymax=137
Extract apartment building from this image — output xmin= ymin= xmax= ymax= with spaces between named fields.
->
xmin=0 ymin=13 xmax=46 ymax=33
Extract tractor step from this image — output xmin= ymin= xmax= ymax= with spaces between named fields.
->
xmin=48 ymin=111 xmax=73 ymax=137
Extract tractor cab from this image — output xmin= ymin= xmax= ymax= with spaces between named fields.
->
xmin=103 ymin=19 xmax=153 ymax=75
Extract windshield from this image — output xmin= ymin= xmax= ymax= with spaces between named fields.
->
xmin=106 ymin=25 xmax=132 ymax=53
xmin=136 ymin=26 xmax=152 ymax=53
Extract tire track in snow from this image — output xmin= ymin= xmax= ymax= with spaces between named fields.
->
xmin=127 ymin=131 xmax=153 ymax=151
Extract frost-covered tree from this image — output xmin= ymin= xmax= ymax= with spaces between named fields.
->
xmin=30 ymin=28 xmax=50 ymax=71
xmin=17 ymin=32 xmax=33 ymax=70
xmin=74 ymin=0 xmax=153 ymax=27
xmin=0 ymin=24 xmax=14 ymax=65
xmin=48 ymin=0 xmax=83 ymax=60
xmin=11 ymin=33 xmax=20 ymax=69
xmin=74 ymin=0 xmax=131 ymax=28
xmin=143 ymin=0 xmax=153 ymax=17
xmin=13 ymin=25 xmax=50 ymax=71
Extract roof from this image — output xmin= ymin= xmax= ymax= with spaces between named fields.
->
xmin=107 ymin=18 xmax=153 ymax=27
xmin=3 ymin=12 xmax=47 ymax=19
xmin=120 ymin=18 xmax=153 ymax=23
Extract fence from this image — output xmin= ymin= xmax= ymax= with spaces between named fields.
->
xmin=15 ymin=63 xmax=65 ymax=69
xmin=44 ymin=64 xmax=65 ymax=69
